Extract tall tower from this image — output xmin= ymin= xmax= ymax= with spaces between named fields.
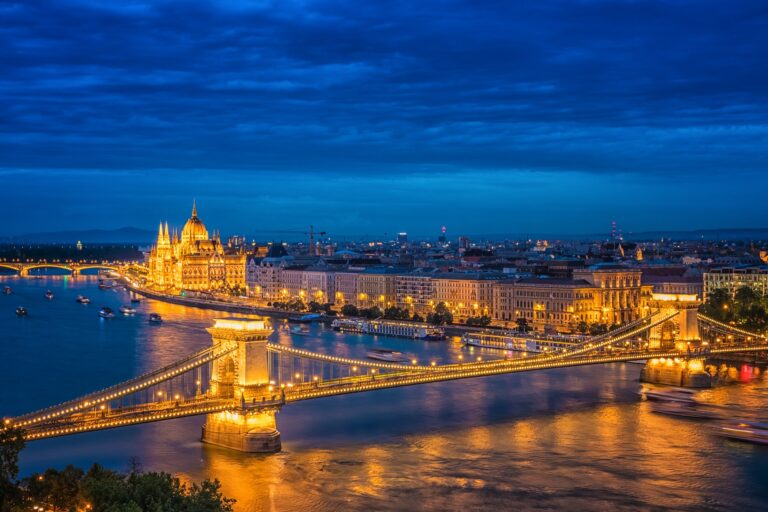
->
xmin=202 ymin=318 xmax=282 ymax=453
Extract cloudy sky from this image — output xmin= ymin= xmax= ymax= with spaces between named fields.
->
xmin=2 ymin=0 xmax=766 ymax=238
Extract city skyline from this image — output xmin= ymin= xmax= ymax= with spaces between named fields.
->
xmin=3 ymin=1 xmax=768 ymax=235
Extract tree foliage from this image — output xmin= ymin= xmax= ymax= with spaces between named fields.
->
xmin=0 ymin=428 xmax=234 ymax=512
xmin=465 ymin=315 xmax=491 ymax=327
xmin=427 ymin=302 xmax=453 ymax=325
xmin=383 ymin=306 xmax=410 ymax=320
xmin=701 ymin=286 xmax=768 ymax=333
xmin=340 ymin=304 xmax=359 ymax=317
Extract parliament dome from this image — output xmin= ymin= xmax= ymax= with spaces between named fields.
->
xmin=181 ymin=201 xmax=209 ymax=243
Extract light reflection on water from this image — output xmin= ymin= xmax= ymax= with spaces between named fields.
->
xmin=1 ymin=275 xmax=767 ymax=511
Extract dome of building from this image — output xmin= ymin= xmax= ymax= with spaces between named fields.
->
xmin=181 ymin=201 xmax=209 ymax=243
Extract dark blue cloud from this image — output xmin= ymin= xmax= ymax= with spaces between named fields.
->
xmin=1 ymin=0 xmax=767 ymax=235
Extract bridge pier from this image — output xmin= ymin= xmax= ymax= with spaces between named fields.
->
xmin=201 ymin=318 xmax=282 ymax=453
xmin=202 ymin=409 xmax=281 ymax=453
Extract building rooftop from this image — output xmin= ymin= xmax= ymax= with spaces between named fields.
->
xmin=516 ymin=278 xmax=593 ymax=286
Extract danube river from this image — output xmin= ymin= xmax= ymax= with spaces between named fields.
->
xmin=2 ymin=276 xmax=767 ymax=511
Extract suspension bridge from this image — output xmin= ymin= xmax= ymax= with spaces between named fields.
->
xmin=4 ymin=294 xmax=767 ymax=452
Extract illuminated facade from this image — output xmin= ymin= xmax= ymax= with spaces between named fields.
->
xmin=492 ymin=278 xmax=600 ymax=331
xmin=703 ymin=266 xmax=768 ymax=300
xmin=147 ymin=202 xmax=246 ymax=292
xmin=431 ymin=274 xmax=498 ymax=320
xmin=492 ymin=266 xmax=647 ymax=332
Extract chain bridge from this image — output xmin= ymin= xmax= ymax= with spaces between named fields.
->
xmin=5 ymin=294 xmax=768 ymax=453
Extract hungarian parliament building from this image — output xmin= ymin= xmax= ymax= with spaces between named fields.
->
xmin=146 ymin=202 xmax=246 ymax=293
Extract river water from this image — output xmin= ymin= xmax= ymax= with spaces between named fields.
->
xmin=1 ymin=275 xmax=767 ymax=511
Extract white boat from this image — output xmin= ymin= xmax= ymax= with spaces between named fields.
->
xmin=290 ymin=326 xmax=310 ymax=336
xmin=148 ymin=313 xmax=163 ymax=324
xmin=119 ymin=305 xmax=136 ymax=315
xmin=642 ymin=387 xmax=699 ymax=403
xmin=366 ymin=349 xmax=409 ymax=363
xmin=649 ymin=401 xmax=726 ymax=420
xmin=99 ymin=306 xmax=115 ymax=319
xmin=44 ymin=290 xmax=54 ymax=300
xmin=76 ymin=295 xmax=90 ymax=304
xmin=716 ymin=421 xmax=768 ymax=445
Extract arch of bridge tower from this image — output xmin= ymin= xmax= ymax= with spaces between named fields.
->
xmin=648 ymin=293 xmax=701 ymax=350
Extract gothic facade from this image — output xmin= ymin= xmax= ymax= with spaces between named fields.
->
xmin=147 ymin=203 xmax=246 ymax=293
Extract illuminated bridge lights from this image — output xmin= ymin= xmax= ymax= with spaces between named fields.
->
xmin=13 ymin=343 xmax=236 ymax=427
xmin=14 ymin=310 xmax=768 ymax=441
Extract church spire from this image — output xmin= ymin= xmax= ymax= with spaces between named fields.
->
xmin=157 ymin=222 xmax=163 ymax=243
xmin=164 ymin=221 xmax=170 ymax=243
xmin=192 ymin=199 xmax=197 ymax=218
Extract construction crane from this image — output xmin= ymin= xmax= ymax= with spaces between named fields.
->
xmin=251 ymin=226 xmax=327 ymax=256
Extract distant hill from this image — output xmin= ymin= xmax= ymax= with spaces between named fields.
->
xmin=473 ymin=227 xmax=768 ymax=242
xmin=1 ymin=227 xmax=155 ymax=244
xmin=619 ymin=228 xmax=768 ymax=241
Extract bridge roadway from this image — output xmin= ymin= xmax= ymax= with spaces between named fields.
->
xmin=18 ymin=341 xmax=768 ymax=440
xmin=12 ymin=343 xmax=237 ymax=430
xmin=0 ymin=262 xmax=121 ymax=275
xmin=698 ymin=314 xmax=768 ymax=341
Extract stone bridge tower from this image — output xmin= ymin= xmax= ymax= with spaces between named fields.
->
xmin=648 ymin=293 xmax=701 ymax=350
xmin=201 ymin=318 xmax=282 ymax=453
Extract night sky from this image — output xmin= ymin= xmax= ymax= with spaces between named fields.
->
xmin=2 ymin=1 xmax=767 ymax=238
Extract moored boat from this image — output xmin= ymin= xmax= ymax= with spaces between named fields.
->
xmin=76 ymin=295 xmax=90 ymax=304
xmin=98 ymin=306 xmax=115 ymax=319
xmin=288 ymin=313 xmax=322 ymax=323
xmin=119 ymin=305 xmax=136 ymax=315
xmin=366 ymin=348 xmax=409 ymax=363
xmin=15 ymin=306 xmax=27 ymax=317
xmin=423 ymin=328 xmax=446 ymax=341
xmin=148 ymin=313 xmax=163 ymax=324
xmin=331 ymin=318 xmax=366 ymax=332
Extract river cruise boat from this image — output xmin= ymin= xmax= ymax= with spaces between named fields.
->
xmin=3 ymin=286 xmax=11 ymax=295
xmin=462 ymin=332 xmax=576 ymax=353
xmin=119 ymin=305 xmax=136 ymax=315
xmin=75 ymin=295 xmax=90 ymax=304
xmin=331 ymin=318 xmax=366 ymax=333
xmin=15 ymin=306 xmax=27 ymax=317
xmin=366 ymin=348 xmax=409 ymax=362
xmin=148 ymin=313 xmax=163 ymax=324
xmin=332 ymin=318 xmax=446 ymax=340
xmin=98 ymin=306 xmax=115 ymax=319
xmin=44 ymin=290 xmax=54 ymax=300
xmin=290 ymin=325 xmax=311 ymax=335
xmin=716 ymin=421 xmax=768 ymax=445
